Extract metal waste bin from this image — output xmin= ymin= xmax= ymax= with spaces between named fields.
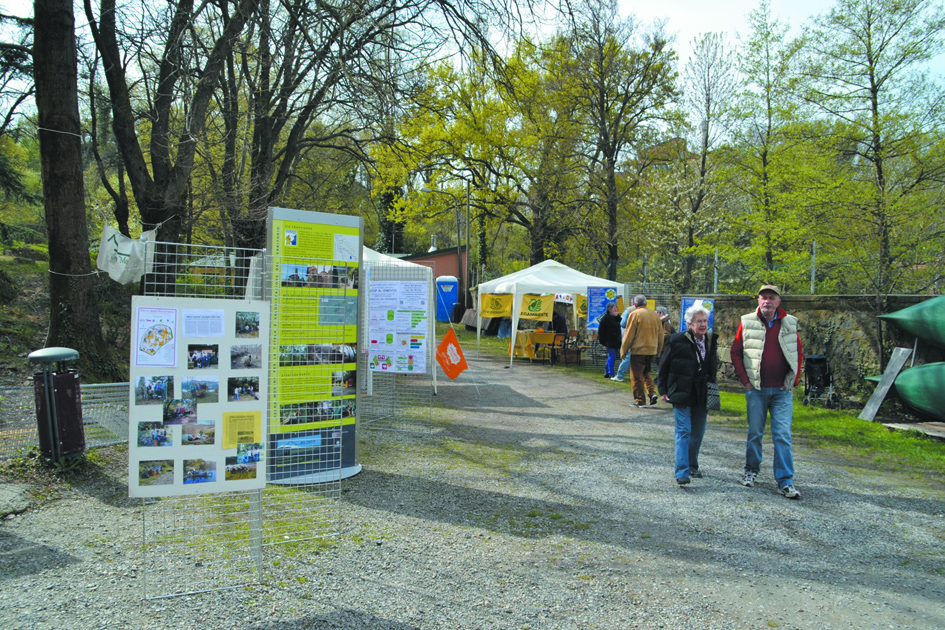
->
xmin=28 ymin=347 xmax=85 ymax=462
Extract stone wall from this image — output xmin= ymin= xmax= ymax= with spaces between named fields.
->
xmin=688 ymin=294 xmax=945 ymax=400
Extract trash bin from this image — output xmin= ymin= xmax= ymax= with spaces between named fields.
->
xmin=28 ymin=347 xmax=85 ymax=462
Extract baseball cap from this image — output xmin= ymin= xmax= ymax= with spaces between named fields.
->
xmin=758 ymin=284 xmax=781 ymax=296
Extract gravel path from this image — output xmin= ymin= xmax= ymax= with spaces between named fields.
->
xmin=1 ymin=353 xmax=944 ymax=629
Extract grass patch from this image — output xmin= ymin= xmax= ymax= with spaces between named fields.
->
xmin=714 ymin=391 xmax=945 ymax=477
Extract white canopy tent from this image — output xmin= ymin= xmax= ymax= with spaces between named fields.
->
xmin=472 ymin=259 xmax=623 ymax=367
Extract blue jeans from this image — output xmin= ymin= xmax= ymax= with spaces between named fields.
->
xmin=745 ymin=387 xmax=795 ymax=487
xmin=674 ymin=405 xmax=707 ymax=480
xmin=615 ymin=353 xmax=631 ymax=379
xmin=605 ymin=348 xmax=617 ymax=376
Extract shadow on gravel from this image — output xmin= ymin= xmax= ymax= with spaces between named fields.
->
xmin=252 ymin=608 xmax=419 ymax=630
xmin=434 ymin=384 xmax=548 ymax=410
xmin=0 ymin=530 xmax=79 ymax=579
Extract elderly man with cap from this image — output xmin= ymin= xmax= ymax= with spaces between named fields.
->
xmin=731 ymin=284 xmax=804 ymax=499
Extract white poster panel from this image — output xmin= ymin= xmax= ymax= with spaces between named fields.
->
xmin=367 ymin=280 xmax=429 ymax=374
xmin=129 ymin=296 xmax=269 ymax=498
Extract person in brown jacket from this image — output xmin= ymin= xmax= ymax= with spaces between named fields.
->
xmin=620 ymin=295 xmax=665 ymax=407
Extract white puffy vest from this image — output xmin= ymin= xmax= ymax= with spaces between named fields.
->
xmin=739 ymin=312 xmax=800 ymax=390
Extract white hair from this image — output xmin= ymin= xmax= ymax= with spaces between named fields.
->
xmin=684 ymin=304 xmax=710 ymax=325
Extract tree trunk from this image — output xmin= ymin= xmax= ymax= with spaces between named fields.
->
xmin=34 ymin=0 xmax=110 ymax=378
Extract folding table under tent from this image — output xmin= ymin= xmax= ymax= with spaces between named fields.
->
xmin=472 ymin=259 xmax=623 ymax=367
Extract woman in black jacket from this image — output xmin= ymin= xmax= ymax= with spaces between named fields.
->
xmin=598 ymin=302 xmax=622 ymax=378
xmin=657 ymin=305 xmax=718 ymax=485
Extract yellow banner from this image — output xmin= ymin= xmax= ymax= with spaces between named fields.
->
xmin=576 ymin=294 xmax=587 ymax=318
xmin=519 ymin=294 xmax=553 ymax=321
xmin=480 ymin=293 xmax=513 ymax=318
xmin=617 ymin=296 xmax=625 ymax=312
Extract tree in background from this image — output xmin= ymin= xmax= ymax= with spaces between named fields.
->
xmin=558 ymin=0 xmax=677 ymax=280
xmin=34 ymin=0 xmax=113 ymax=379
xmin=802 ymin=0 xmax=945 ymax=361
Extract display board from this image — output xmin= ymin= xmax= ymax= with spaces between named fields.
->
xmin=585 ymin=286 xmax=619 ymax=330
xmin=367 ymin=280 xmax=429 ymax=373
xmin=128 ymin=296 xmax=269 ymax=498
xmin=679 ymin=297 xmax=716 ymax=333
xmin=267 ymin=207 xmax=362 ymax=482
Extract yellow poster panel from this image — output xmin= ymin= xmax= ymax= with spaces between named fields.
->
xmin=617 ymin=296 xmax=625 ymax=312
xmin=480 ymin=293 xmax=513 ymax=318
xmin=576 ymin=294 xmax=587 ymax=318
xmin=519 ymin=294 xmax=554 ymax=321
xmin=273 ymin=220 xmax=360 ymax=261
xmin=647 ymin=299 xmax=656 ymax=311
xmin=222 ymin=411 xmax=262 ymax=450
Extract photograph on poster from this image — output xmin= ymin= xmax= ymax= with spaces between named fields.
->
xmin=163 ymin=398 xmax=197 ymax=425
xmin=281 ymin=264 xmax=308 ymax=287
xmin=182 ymin=376 xmax=219 ymax=403
xmin=335 ymin=398 xmax=355 ymax=419
xmin=225 ymin=456 xmax=256 ymax=480
xmin=236 ymin=311 xmax=260 ymax=338
xmin=228 ymin=377 xmax=260 ymax=401
xmin=137 ymin=421 xmax=171 ymax=447
xmin=280 ymin=399 xmax=336 ymax=425
xmin=231 ymin=344 xmax=262 ymax=369
xmin=303 ymin=265 xmax=357 ymax=289
xmin=183 ymin=459 xmax=216 ymax=483
xmin=182 ymin=422 xmax=215 ymax=445
xmin=331 ymin=370 xmax=356 ymax=396
xmin=134 ymin=376 xmax=173 ymax=405
xmin=279 ymin=344 xmax=312 ymax=366
xmin=318 ymin=295 xmax=358 ymax=326
xmin=237 ymin=442 xmax=262 ymax=463
xmin=138 ymin=459 xmax=174 ymax=486
xmin=312 ymin=343 xmax=356 ymax=364
xmin=187 ymin=344 xmax=219 ymax=369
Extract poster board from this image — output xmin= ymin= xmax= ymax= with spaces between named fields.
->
xmin=679 ymin=297 xmax=716 ymax=333
xmin=128 ymin=296 xmax=269 ymax=498
xmin=586 ymin=286 xmax=619 ymax=330
xmin=367 ymin=280 xmax=429 ymax=373
xmin=267 ymin=207 xmax=362 ymax=482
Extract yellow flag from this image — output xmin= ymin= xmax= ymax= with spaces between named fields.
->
xmin=576 ymin=294 xmax=587 ymax=318
xmin=519 ymin=294 xmax=553 ymax=321
xmin=480 ymin=293 xmax=513 ymax=317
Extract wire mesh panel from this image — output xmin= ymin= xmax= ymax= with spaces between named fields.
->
xmin=264 ymin=253 xmax=351 ymax=543
xmin=357 ymin=260 xmax=435 ymax=433
xmin=134 ymin=241 xmax=344 ymax=598
xmin=141 ymin=490 xmax=263 ymax=599
xmin=81 ymin=383 xmax=129 ymax=448
xmin=0 ymin=382 xmax=130 ymax=460
xmin=0 ymin=385 xmax=36 ymax=460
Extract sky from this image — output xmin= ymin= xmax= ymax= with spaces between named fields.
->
xmin=620 ymin=0 xmax=945 ymax=77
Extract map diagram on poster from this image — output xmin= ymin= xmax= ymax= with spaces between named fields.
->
xmin=135 ymin=307 xmax=177 ymax=367
xmin=368 ymin=280 xmax=428 ymax=373
xmin=129 ymin=296 xmax=269 ymax=498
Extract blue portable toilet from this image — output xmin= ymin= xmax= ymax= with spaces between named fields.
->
xmin=436 ymin=275 xmax=459 ymax=322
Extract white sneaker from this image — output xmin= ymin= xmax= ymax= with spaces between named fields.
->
xmin=610 ymin=376 xmax=625 ymax=382
xmin=740 ymin=471 xmax=757 ymax=487
xmin=780 ymin=484 xmax=801 ymax=500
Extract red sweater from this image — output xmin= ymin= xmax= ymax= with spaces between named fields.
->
xmin=731 ymin=308 xmax=803 ymax=388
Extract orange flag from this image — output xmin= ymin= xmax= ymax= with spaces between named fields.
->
xmin=436 ymin=328 xmax=468 ymax=380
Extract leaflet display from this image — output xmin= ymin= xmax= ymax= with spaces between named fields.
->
xmin=128 ymin=296 xmax=269 ymax=498
xmin=367 ymin=280 xmax=429 ymax=373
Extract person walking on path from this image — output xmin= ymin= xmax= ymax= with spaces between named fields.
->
xmin=597 ymin=302 xmax=622 ymax=378
xmin=658 ymin=305 xmax=718 ymax=485
xmin=620 ymin=295 xmax=664 ymax=407
xmin=731 ymin=284 xmax=804 ymax=500
xmin=611 ymin=304 xmax=636 ymax=382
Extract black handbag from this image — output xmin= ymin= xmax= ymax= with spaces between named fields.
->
xmin=706 ymin=382 xmax=721 ymax=411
